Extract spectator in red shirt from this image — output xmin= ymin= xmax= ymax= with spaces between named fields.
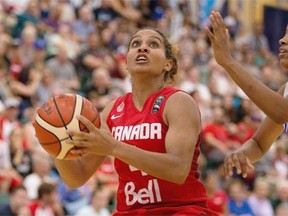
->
xmin=202 ymin=106 xmax=241 ymax=169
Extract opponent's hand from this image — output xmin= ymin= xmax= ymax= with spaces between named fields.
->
xmin=205 ymin=10 xmax=233 ymax=66
xmin=66 ymin=115 xmax=116 ymax=156
xmin=224 ymin=151 xmax=254 ymax=178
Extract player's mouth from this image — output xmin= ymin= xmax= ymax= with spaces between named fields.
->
xmin=279 ymin=47 xmax=288 ymax=57
xmin=135 ymin=54 xmax=148 ymax=63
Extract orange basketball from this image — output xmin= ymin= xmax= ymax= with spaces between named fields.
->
xmin=33 ymin=94 xmax=101 ymax=160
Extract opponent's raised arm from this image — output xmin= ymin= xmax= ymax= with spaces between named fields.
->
xmin=205 ymin=11 xmax=288 ymax=124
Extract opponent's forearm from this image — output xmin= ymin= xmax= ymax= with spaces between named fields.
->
xmin=221 ymin=58 xmax=287 ymax=123
xmin=236 ymin=138 xmax=266 ymax=163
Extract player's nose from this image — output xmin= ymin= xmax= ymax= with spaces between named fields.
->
xmin=138 ymin=44 xmax=149 ymax=53
xmin=279 ymin=34 xmax=288 ymax=46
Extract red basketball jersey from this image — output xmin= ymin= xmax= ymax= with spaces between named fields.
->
xmin=106 ymin=86 xmax=214 ymax=215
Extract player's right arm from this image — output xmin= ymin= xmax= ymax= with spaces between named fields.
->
xmin=54 ymin=153 xmax=106 ymax=188
xmin=224 ymin=116 xmax=284 ymax=178
xmin=54 ymin=101 xmax=115 ymax=188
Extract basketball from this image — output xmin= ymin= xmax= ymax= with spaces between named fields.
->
xmin=32 ymin=94 xmax=101 ymax=160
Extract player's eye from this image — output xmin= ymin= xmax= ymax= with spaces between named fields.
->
xmin=131 ymin=40 xmax=140 ymax=48
xmin=149 ymin=41 xmax=159 ymax=48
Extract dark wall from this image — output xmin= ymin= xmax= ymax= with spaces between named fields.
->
xmin=264 ymin=6 xmax=288 ymax=54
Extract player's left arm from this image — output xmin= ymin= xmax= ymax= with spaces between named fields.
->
xmin=162 ymin=91 xmax=201 ymax=182
xmin=69 ymin=92 xmax=200 ymax=184
xmin=110 ymin=91 xmax=200 ymax=184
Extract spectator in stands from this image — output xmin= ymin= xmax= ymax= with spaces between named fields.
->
xmin=77 ymin=32 xmax=115 ymax=92
xmin=46 ymin=44 xmax=80 ymax=93
xmin=180 ymin=65 xmax=211 ymax=105
xmin=110 ymin=0 xmax=141 ymax=23
xmin=276 ymin=203 xmax=288 ymax=216
xmin=240 ymin=48 xmax=260 ymax=79
xmin=72 ymin=5 xmax=96 ymax=49
xmin=57 ymin=178 xmax=92 ymax=215
xmin=95 ymin=156 xmax=118 ymax=198
xmin=203 ymin=170 xmax=228 ymax=215
xmin=0 ymin=97 xmax=21 ymax=142
xmin=193 ymin=39 xmax=211 ymax=67
xmin=23 ymin=154 xmax=55 ymax=200
xmin=18 ymin=24 xmax=37 ymax=67
xmin=226 ymin=178 xmax=255 ymax=216
xmin=74 ymin=186 xmax=111 ymax=216
xmin=0 ymin=59 xmax=13 ymax=101
xmin=248 ymin=177 xmax=274 ymax=216
xmin=189 ymin=90 xmax=213 ymax=126
xmin=36 ymin=67 xmax=63 ymax=106
xmin=28 ymin=182 xmax=67 ymax=216
xmin=30 ymin=38 xmax=47 ymax=72
xmin=93 ymin=0 xmax=118 ymax=30
xmin=260 ymin=64 xmax=282 ymax=92
xmin=0 ymin=134 xmax=23 ymax=200
xmin=271 ymin=180 xmax=288 ymax=211
xmin=7 ymin=41 xmax=24 ymax=80
xmin=9 ymin=65 xmax=42 ymax=118
xmin=202 ymin=106 xmax=240 ymax=169
xmin=53 ymin=0 xmax=76 ymax=24
xmin=85 ymin=67 xmax=115 ymax=98
xmin=46 ymin=22 xmax=80 ymax=60
xmin=9 ymin=127 xmax=32 ymax=178
xmin=0 ymin=185 xmax=30 ymax=216
xmin=40 ymin=2 xmax=61 ymax=33
xmin=0 ymin=22 xmax=12 ymax=47
xmin=0 ymin=99 xmax=23 ymax=195
xmin=11 ymin=0 xmax=40 ymax=39
xmin=248 ymin=21 xmax=269 ymax=54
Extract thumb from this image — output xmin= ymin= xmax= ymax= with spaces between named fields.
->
xmin=205 ymin=27 xmax=215 ymax=43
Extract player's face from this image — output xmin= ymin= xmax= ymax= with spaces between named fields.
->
xmin=126 ymin=29 xmax=171 ymax=77
xmin=279 ymin=25 xmax=288 ymax=70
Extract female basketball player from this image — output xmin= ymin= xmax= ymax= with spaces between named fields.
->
xmin=206 ymin=11 xmax=288 ymax=178
xmin=54 ymin=28 xmax=216 ymax=215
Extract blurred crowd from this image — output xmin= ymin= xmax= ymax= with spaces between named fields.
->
xmin=0 ymin=0 xmax=288 ymax=215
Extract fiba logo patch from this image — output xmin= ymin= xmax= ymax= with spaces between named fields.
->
xmin=152 ymin=96 xmax=165 ymax=113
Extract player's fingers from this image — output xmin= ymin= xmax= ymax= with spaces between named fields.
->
xmin=66 ymin=139 xmax=86 ymax=147
xmin=70 ymin=146 xmax=85 ymax=155
xmin=224 ymin=155 xmax=234 ymax=177
xmin=215 ymin=11 xmax=226 ymax=29
xmin=231 ymin=153 xmax=242 ymax=175
xmin=77 ymin=115 xmax=97 ymax=132
xmin=209 ymin=11 xmax=219 ymax=30
xmin=241 ymin=156 xmax=255 ymax=178
xmin=66 ymin=129 xmax=89 ymax=139
xmin=246 ymin=158 xmax=254 ymax=170
xmin=236 ymin=153 xmax=249 ymax=178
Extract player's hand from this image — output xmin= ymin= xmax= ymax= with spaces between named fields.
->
xmin=205 ymin=10 xmax=233 ymax=66
xmin=224 ymin=151 xmax=254 ymax=178
xmin=66 ymin=115 xmax=116 ymax=156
